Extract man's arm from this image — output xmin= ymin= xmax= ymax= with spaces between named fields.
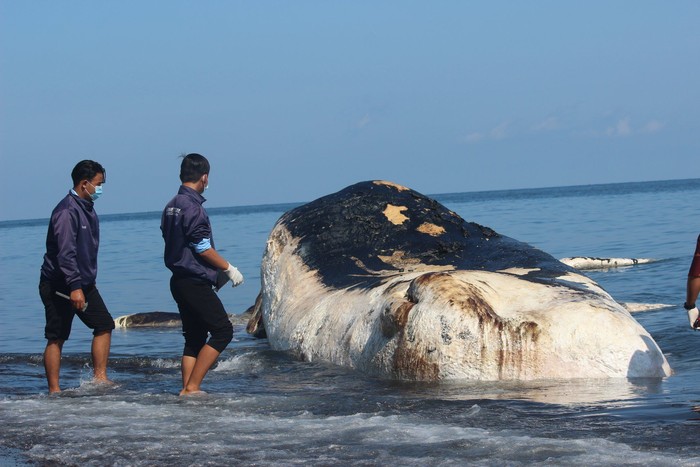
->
xmin=197 ymin=245 xmax=244 ymax=288
xmin=54 ymin=210 xmax=82 ymax=290
xmin=199 ymin=248 xmax=229 ymax=270
xmin=53 ymin=209 xmax=86 ymax=310
xmin=687 ymin=276 xmax=700 ymax=309
xmin=186 ymin=207 xmax=243 ymax=287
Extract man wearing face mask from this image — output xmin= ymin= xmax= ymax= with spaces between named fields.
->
xmin=39 ymin=160 xmax=115 ymax=393
xmin=161 ymin=153 xmax=244 ymax=396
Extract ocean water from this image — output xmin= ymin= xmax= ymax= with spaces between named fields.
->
xmin=1 ymin=179 xmax=699 ymax=466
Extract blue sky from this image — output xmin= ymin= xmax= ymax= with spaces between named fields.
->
xmin=1 ymin=1 xmax=698 ymax=221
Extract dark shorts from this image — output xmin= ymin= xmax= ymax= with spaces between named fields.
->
xmin=39 ymin=281 xmax=115 ymax=341
xmin=169 ymin=275 xmax=233 ymax=357
xmin=690 ymin=234 xmax=700 ymax=277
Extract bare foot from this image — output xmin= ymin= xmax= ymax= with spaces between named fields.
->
xmin=93 ymin=378 xmax=117 ymax=386
xmin=179 ymin=389 xmax=207 ymax=396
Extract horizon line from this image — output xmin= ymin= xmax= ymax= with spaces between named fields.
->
xmin=2 ymin=177 xmax=698 ymax=225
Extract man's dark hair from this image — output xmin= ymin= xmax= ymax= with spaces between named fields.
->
xmin=180 ymin=153 xmax=210 ymax=183
xmin=71 ymin=160 xmax=106 ymax=186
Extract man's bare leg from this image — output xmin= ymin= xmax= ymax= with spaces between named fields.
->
xmin=181 ymin=355 xmax=196 ymax=389
xmin=91 ymin=331 xmax=112 ymax=383
xmin=180 ymin=344 xmax=220 ymax=396
xmin=44 ymin=340 xmax=64 ymax=394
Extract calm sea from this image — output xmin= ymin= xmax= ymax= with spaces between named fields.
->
xmin=1 ymin=179 xmax=699 ymax=466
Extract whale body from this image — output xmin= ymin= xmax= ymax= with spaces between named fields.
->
xmin=247 ymin=181 xmax=671 ymax=381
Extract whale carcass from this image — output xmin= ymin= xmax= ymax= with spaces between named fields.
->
xmin=246 ymin=181 xmax=671 ymax=381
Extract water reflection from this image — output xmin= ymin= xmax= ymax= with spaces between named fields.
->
xmin=384 ymin=376 xmax=665 ymax=406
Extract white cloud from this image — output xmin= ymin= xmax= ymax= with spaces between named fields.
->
xmin=601 ymin=117 xmax=665 ymax=138
xmin=464 ymin=115 xmax=664 ymax=144
xmin=641 ymin=120 xmax=665 ymax=133
xmin=606 ymin=117 xmax=632 ymax=137
xmin=489 ymin=121 xmax=509 ymax=140
xmin=356 ymin=113 xmax=371 ymax=129
xmin=463 ymin=121 xmax=510 ymax=144
xmin=465 ymin=132 xmax=484 ymax=143
xmin=532 ymin=117 xmax=559 ymax=132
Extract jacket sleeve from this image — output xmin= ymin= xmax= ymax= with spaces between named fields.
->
xmin=53 ymin=208 xmax=83 ymax=290
xmin=183 ymin=205 xmax=212 ymax=247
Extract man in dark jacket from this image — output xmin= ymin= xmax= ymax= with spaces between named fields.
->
xmin=39 ymin=160 xmax=115 ymax=393
xmin=161 ymin=153 xmax=243 ymax=395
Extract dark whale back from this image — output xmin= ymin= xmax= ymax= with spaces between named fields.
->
xmin=278 ymin=181 xmax=573 ymax=289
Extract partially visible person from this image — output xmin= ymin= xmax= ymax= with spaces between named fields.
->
xmin=684 ymin=233 xmax=700 ymax=330
xmin=161 ymin=153 xmax=244 ymax=396
xmin=39 ymin=160 xmax=115 ymax=393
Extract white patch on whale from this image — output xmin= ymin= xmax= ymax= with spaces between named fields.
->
xmin=559 ymin=257 xmax=657 ymax=270
xmin=620 ymin=303 xmax=674 ymax=313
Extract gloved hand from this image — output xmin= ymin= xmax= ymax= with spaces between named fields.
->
xmin=224 ymin=263 xmax=244 ymax=287
xmin=688 ymin=308 xmax=699 ymax=329
xmin=685 ymin=303 xmax=699 ymax=330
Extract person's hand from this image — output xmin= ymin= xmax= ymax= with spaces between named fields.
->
xmin=685 ymin=303 xmax=699 ymax=330
xmin=70 ymin=289 xmax=87 ymax=312
xmin=224 ymin=263 xmax=244 ymax=287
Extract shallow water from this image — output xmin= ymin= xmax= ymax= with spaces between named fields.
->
xmin=1 ymin=179 xmax=700 ymax=466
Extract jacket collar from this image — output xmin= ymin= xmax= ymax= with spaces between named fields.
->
xmin=69 ymin=190 xmax=94 ymax=212
xmin=178 ymin=185 xmax=207 ymax=204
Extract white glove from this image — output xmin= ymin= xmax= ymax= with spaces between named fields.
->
xmin=224 ymin=263 xmax=244 ymax=287
xmin=687 ymin=306 xmax=699 ymax=330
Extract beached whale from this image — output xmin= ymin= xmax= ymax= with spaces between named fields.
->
xmin=246 ymin=181 xmax=671 ymax=381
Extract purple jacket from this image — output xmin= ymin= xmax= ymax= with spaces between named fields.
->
xmin=40 ymin=191 xmax=100 ymax=291
xmin=161 ymin=185 xmax=218 ymax=285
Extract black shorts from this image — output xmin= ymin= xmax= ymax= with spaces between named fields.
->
xmin=169 ymin=275 xmax=233 ymax=357
xmin=39 ymin=281 xmax=115 ymax=341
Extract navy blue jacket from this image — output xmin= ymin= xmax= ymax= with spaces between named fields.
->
xmin=161 ymin=185 xmax=218 ymax=285
xmin=40 ymin=191 xmax=100 ymax=291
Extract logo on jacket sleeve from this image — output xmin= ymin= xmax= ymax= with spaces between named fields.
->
xmin=165 ymin=207 xmax=182 ymax=217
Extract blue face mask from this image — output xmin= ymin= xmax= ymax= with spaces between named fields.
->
xmin=88 ymin=182 xmax=103 ymax=201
